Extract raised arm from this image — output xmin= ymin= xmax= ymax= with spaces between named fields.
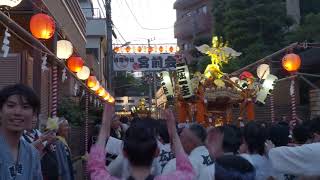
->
xmin=157 ymin=109 xmax=195 ymax=180
xmin=87 ymin=103 xmax=118 ymax=180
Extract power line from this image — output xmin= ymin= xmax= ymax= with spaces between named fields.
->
xmin=113 ymin=24 xmax=128 ymax=44
xmin=122 ymin=0 xmax=173 ymax=31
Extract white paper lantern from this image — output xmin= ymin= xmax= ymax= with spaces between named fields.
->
xmin=76 ymin=66 xmax=90 ymax=80
xmin=57 ymin=40 xmax=73 ymax=59
xmin=257 ymin=64 xmax=270 ymax=80
xmin=262 ymin=74 xmax=278 ymax=90
xmin=91 ymin=81 xmax=100 ymax=91
xmin=0 ymin=0 xmax=23 ymax=7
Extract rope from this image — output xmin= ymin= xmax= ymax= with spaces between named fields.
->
xmin=84 ymin=92 xmax=89 ymax=180
xmin=51 ymin=65 xmax=58 ymax=117
xmin=290 ymin=77 xmax=297 ymax=128
xmin=270 ymin=93 xmax=275 ymax=123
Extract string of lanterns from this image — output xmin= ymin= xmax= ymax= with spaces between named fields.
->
xmin=28 ymin=12 xmax=114 ymax=103
xmin=113 ymin=45 xmax=179 ymax=54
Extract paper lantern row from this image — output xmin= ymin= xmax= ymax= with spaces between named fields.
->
xmin=113 ymin=45 xmax=179 ymax=54
xmin=89 ymin=79 xmax=114 ymax=103
xmin=28 ymin=13 xmax=114 ymax=103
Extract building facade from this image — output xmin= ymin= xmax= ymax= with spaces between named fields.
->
xmin=0 ymin=0 xmax=87 ymax=126
xmin=174 ymin=0 xmax=213 ymax=51
xmin=80 ymin=0 xmax=108 ymax=87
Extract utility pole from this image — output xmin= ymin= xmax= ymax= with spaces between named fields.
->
xmin=147 ymin=37 xmax=155 ymax=109
xmin=106 ymin=0 xmax=113 ymax=91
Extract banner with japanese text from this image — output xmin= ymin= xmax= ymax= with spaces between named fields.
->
xmin=159 ymin=71 xmax=174 ymax=97
xmin=176 ymin=63 xmax=193 ymax=99
xmin=113 ymin=54 xmax=176 ymax=71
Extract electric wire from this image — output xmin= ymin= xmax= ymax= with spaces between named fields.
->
xmin=122 ymin=0 xmax=174 ymax=31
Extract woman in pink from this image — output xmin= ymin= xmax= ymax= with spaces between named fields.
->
xmin=88 ymin=104 xmax=195 ymax=180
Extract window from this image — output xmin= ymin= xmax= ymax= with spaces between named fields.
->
xmin=116 ymin=100 xmax=124 ymax=103
xmin=199 ymin=6 xmax=208 ymax=14
xmin=128 ymin=100 xmax=135 ymax=103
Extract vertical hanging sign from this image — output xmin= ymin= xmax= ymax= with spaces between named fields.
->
xmin=159 ymin=71 xmax=174 ymax=97
xmin=176 ymin=63 xmax=193 ymax=98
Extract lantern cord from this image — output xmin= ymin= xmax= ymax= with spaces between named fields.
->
xmin=0 ymin=20 xmax=56 ymax=57
xmin=299 ymin=75 xmax=320 ymax=89
xmin=296 ymin=72 xmax=320 ymax=78
xmin=28 ymin=0 xmax=49 ymax=14
xmin=230 ymin=43 xmax=299 ymax=76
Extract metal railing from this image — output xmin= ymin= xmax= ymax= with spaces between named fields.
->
xmin=81 ymin=8 xmax=105 ymax=19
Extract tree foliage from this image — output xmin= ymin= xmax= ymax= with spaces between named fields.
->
xmin=113 ymin=72 xmax=148 ymax=96
xmin=211 ymin=0 xmax=293 ymax=73
xmin=58 ymin=97 xmax=83 ymax=126
xmin=286 ymin=13 xmax=320 ymax=43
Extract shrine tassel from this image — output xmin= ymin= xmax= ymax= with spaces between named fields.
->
xmin=51 ymin=65 xmax=58 ymax=117
xmin=84 ymin=92 xmax=89 ymax=180
xmin=270 ymin=93 xmax=275 ymax=123
xmin=290 ymin=78 xmax=297 ymax=127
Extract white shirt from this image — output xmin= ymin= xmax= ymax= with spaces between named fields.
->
xmin=268 ymin=143 xmax=320 ymax=176
xmin=198 ymin=164 xmax=215 ymax=180
xmin=241 ymin=153 xmax=276 ymax=180
xmin=105 ymin=136 xmax=123 ymax=155
xmin=107 ymin=140 xmax=169 ymax=179
xmin=153 ymin=143 xmax=173 ymax=175
xmin=162 ymin=146 xmax=214 ymax=179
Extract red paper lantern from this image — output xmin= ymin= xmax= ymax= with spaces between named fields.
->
xmin=87 ymin=76 xmax=97 ymax=88
xmin=148 ymin=46 xmax=153 ymax=53
xmin=113 ymin=47 xmax=120 ymax=53
xmin=67 ymin=56 xmax=84 ymax=73
xmin=137 ymin=46 xmax=142 ymax=53
xmin=282 ymin=53 xmax=301 ymax=72
xmin=169 ymin=46 xmax=174 ymax=53
xmin=125 ymin=46 xmax=131 ymax=53
xmin=30 ymin=13 xmax=55 ymax=39
xmin=96 ymin=87 xmax=105 ymax=97
xmin=159 ymin=46 xmax=164 ymax=53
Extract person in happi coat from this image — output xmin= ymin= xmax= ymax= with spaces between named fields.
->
xmin=0 ymin=84 xmax=43 ymax=180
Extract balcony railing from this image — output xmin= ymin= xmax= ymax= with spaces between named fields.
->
xmin=82 ymin=8 xmax=106 ymax=19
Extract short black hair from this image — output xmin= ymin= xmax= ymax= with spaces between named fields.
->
xmin=189 ymin=123 xmax=207 ymax=143
xmin=243 ymin=122 xmax=267 ymax=155
xmin=292 ymin=124 xmax=310 ymax=144
xmin=268 ymin=124 xmax=290 ymax=147
xmin=215 ymin=155 xmax=255 ymax=180
xmin=0 ymin=84 xmax=40 ymax=114
xmin=157 ymin=120 xmax=170 ymax=144
xmin=218 ymin=125 xmax=241 ymax=154
xmin=119 ymin=116 xmax=129 ymax=124
xmin=123 ymin=118 xmax=157 ymax=167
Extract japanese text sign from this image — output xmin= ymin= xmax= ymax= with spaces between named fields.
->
xmin=113 ymin=54 xmax=176 ymax=71
xmin=176 ymin=63 xmax=193 ymax=98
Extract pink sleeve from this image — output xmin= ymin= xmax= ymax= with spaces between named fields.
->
xmin=156 ymin=152 xmax=195 ymax=180
xmin=88 ymin=144 xmax=119 ymax=180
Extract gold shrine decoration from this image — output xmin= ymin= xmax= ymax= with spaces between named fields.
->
xmin=176 ymin=63 xmax=193 ymax=99
xmin=159 ymin=71 xmax=174 ymax=97
xmin=196 ymin=37 xmax=241 ymax=79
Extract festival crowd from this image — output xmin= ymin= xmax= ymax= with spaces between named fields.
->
xmin=0 ymin=84 xmax=319 ymax=180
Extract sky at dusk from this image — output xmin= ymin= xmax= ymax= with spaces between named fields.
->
xmin=92 ymin=0 xmax=177 ymax=45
